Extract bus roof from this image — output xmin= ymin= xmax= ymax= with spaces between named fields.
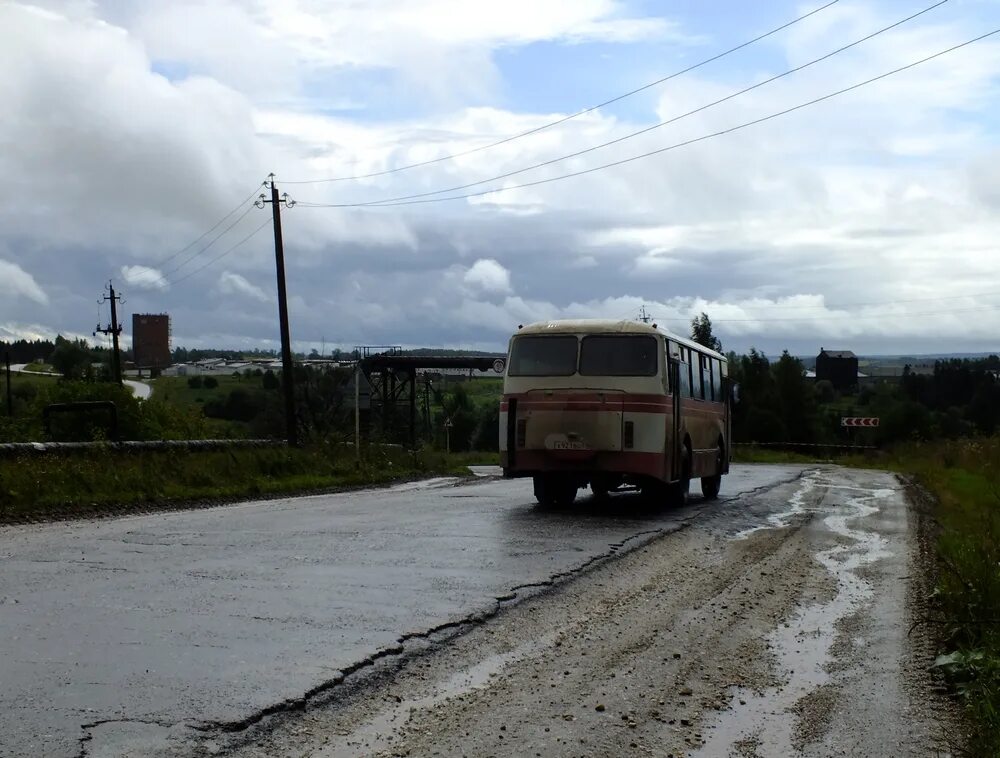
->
xmin=515 ymin=319 xmax=727 ymax=362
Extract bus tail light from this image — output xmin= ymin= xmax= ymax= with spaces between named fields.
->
xmin=516 ymin=419 xmax=527 ymax=447
xmin=623 ymin=421 xmax=634 ymax=449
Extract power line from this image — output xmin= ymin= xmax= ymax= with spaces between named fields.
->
xmin=165 ymin=217 xmax=274 ymax=286
xmin=680 ymin=290 xmax=1000 ymax=311
xmin=302 ymin=1 xmax=946 ymax=208
xmin=650 ymin=303 xmax=1000 ymax=324
xmin=153 ymin=182 xmax=266 ymax=269
xmin=159 ymin=203 xmax=257 ymax=279
xmin=297 ymin=28 xmax=998 ymax=210
xmin=281 ymin=1 xmax=840 ymax=185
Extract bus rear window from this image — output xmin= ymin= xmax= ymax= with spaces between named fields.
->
xmin=579 ymin=335 xmax=658 ymax=376
xmin=508 ymin=336 xmax=578 ymax=376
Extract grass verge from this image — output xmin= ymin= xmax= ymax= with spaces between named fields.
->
xmin=0 ymin=445 xmax=498 ymax=523
xmin=873 ymin=439 xmax=1000 ymax=755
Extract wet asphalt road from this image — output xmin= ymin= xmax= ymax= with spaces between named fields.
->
xmin=0 ymin=465 xmax=803 ymax=757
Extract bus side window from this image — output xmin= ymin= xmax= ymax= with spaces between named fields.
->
xmin=688 ymin=358 xmax=698 ymax=399
xmin=712 ymin=359 xmax=722 ymax=401
xmin=700 ymin=355 xmax=711 ymax=401
xmin=678 ymin=361 xmax=690 ymax=398
xmin=664 ymin=340 xmax=673 ymax=391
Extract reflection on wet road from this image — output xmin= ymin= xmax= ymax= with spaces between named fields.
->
xmin=0 ymin=464 xmax=803 ymax=757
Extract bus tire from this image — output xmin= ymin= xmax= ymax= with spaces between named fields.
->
xmin=590 ymin=475 xmax=620 ymax=500
xmin=701 ymin=444 xmax=724 ymax=499
xmin=668 ymin=443 xmax=692 ymax=507
xmin=534 ymin=475 xmax=577 ymax=507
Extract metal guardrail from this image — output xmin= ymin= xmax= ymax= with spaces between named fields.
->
xmin=0 ymin=439 xmax=284 ymax=458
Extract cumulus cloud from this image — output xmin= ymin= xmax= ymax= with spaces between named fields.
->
xmin=218 ymin=271 xmax=269 ymax=302
xmin=0 ymin=260 xmax=48 ymax=304
xmin=463 ymin=259 xmax=511 ymax=293
xmin=4 ymin=0 xmax=1000 ymax=356
xmin=121 ymin=265 xmax=168 ymax=291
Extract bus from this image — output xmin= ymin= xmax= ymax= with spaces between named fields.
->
xmin=499 ymin=319 xmax=730 ymax=506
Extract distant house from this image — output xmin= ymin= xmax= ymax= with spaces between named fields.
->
xmin=816 ymin=348 xmax=858 ymax=391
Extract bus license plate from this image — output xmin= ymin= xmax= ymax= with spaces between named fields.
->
xmin=552 ymin=439 xmax=588 ymax=450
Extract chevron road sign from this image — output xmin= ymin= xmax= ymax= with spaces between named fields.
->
xmin=841 ymin=417 xmax=880 ymax=428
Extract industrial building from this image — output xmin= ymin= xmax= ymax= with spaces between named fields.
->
xmin=132 ymin=313 xmax=172 ymax=370
xmin=816 ymin=348 xmax=858 ymax=391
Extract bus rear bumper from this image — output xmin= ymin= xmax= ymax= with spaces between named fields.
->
xmin=501 ymin=449 xmax=666 ymax=482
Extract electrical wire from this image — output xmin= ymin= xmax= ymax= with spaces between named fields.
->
xmin=159 ymin=203 xmax=257 ymax=279
xmin=281 ymin=1 xmax=840 ymax=185
xmin=165 ymin=217 xmax=274 ymax=286
xmin=298 ymin=29 xmax=999 ymax=209
xmin=302 ymin=1 xmax=947 ymax=208
xmin=648 ymin=303 xmax=1000 ymax=323
xmin=644 ymin=289 xmax=1000 ymax=313
xmin=153 ymin=182 xmax=266 ymax=269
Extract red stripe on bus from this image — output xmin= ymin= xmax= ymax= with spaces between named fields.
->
xmin=502 ymin=394 xmax=672 ymax=413
xmin=503 ymin=392 xmax=669 ymax=404
xmin=501 ymin=449 xmax=666 ymax=480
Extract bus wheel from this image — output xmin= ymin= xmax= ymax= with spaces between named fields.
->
xmin=590 ymin=475 xmax=619 ymax=500
xmin=701 ymin=444 xmax=724 ymax=499
xmin=533 ymin=475 xmax=577 ymax=507
xmin=668 ymin=444 xmax=692 ymax=507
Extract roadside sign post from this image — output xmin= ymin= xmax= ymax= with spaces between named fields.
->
xmin=841 ymin=417 xmax=879 ymax=445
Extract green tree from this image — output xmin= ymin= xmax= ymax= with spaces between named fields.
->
xmin=49 ymin=336 xmax=94 ymax=380
xmin=690 ymin=312 xmax=722 ymax=352
xmin=437 ymin=384 xmax=477 ymax=451
xmin=773 ymin=351 xmax=817 ymax=442
xmin=261 ymin=370 xmax=280 ymax=391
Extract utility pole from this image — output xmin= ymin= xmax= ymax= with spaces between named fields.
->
xmin=4 ymin=353 xmax=11 ymax=417
xmin=96 ymin=283 xmax=124 ymax=386
xmin=354 ymin=362 xmax=361 ymax=463
xmin=638 ymin=305 xmax=652 ymax=324
xmin=256 ymin=174 xmax=299 ymax=446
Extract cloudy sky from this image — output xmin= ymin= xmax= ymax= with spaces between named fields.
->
xmin=3 ymin=0 xmax=1000 ymax=357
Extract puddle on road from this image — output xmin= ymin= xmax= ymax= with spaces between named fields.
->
xmin=468 ymin=465 xmax=503 ymax=478
xmin=315 ymin=633 xmax=555 ymax=757
xmin=733 ymin=470 xmax=821 ymax=540
xmin=387 ymin=477 xmax=460 ymax=492
xmin=695 ymin=472 xmax=895 ymax=756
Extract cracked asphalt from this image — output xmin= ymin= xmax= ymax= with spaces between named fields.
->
xmin=0 ymin=465 xmax=947 ymax=756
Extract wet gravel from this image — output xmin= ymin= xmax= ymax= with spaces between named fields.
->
xmin=206 ymin=467 xmax=959 ymax=758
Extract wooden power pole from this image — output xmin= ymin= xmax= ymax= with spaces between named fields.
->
xmin=96 ymin=283 xmax=124 ymax=386
xmin=256 ymin=174 xmax=299 ymax=446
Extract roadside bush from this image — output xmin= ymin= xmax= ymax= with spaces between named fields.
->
xmin=743 ymin=406 xmax=786 ymax=444
xmin=204 ymin=388 xmax=267 ymax=424
xmin=187 ymin=376 xmax=203 ymax=389
xmin=203 ymin=376 xmax=219 ymax=389
xmin=261 ymin=370 xmax=280 ymax=390
xmin=472 ymin=403 xmax=499 ymax=451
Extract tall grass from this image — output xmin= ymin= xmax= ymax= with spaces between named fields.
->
xmin=0 ymin=445 xmax=496 ymax=522
xmin=895 ymin=439 xmax=1000 ymax=755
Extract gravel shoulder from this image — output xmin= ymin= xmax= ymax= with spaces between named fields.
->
xmin=209 ymin=467 xmax=958 ymax=758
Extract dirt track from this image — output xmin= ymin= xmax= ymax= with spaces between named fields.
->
xmin=209 ymin=467 xmax=958 ymax=758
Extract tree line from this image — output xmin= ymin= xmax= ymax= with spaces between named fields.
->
xmin=687 ymin=314 xmax=1000 ymax=446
